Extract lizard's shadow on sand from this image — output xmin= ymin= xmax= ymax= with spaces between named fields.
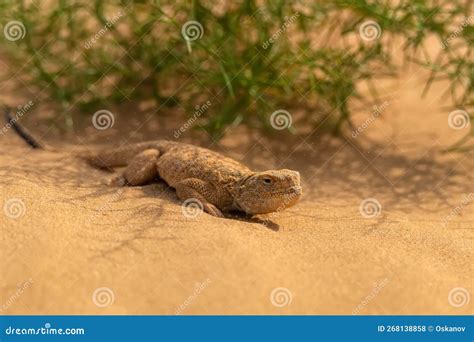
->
xmin=137 ymin=182 xmax=280 ymax=231
xmin=225 ymin=212 xmax=280 ymax=231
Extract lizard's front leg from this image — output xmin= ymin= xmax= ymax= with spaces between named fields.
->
xmin=174 ymin=178 xmax=224 ymax=218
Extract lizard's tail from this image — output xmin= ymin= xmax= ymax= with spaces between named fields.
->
xmin=81 ymin=143 xmax=158 ymax=169
xmin=4 ymin=106 xmax=44 ymax=149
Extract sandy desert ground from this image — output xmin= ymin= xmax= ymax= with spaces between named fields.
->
xmin=0 ymin=55 xmax=473 ymax=315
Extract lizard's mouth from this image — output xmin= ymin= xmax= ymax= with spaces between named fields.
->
xmin=268 ymin=185 xmax=303 ymax=197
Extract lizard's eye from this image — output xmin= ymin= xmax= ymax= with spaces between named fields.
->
xmin=262 ymin=177 xmax=273 ymax=185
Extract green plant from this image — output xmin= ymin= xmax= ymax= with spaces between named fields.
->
xmin=0 ymin=0 xmax=472 ymax=147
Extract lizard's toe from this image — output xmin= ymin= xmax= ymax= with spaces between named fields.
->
xmin=106 ymin=174 xmax=127 ymax=186
xmin=203 ymin=203 xmax=224 ymax=218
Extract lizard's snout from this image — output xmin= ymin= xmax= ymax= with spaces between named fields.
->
xmin=284 ymin=185 xmax=302 ymax=207
xmin=290 ymin=185 xmax=303 ymax=195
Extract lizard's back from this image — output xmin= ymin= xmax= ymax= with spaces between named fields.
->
xmin=158 ymin=143 xmax=251 ymax=187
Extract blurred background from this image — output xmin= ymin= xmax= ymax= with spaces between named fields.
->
xmin=0 ymin=0 xmax=472 ymax=148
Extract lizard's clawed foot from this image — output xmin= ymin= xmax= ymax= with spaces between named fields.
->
xmin=203 ymin=203 xmax=224 ymax=218
xmin=106 ymin=174 xmax=127 ymax=186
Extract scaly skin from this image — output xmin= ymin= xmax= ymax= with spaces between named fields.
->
xmin=84 ymin=140 xmax=302 ymax=217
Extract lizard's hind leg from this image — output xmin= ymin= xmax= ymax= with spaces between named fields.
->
xmin=118 ymin=149 xmax=161 ymax=186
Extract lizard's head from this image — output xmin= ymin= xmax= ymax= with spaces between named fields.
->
xmin=232 ymin=169 xmax=302 ymax=215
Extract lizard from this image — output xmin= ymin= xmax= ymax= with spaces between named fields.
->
xmin=4 ymin=108 xmax=302 ymax=218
